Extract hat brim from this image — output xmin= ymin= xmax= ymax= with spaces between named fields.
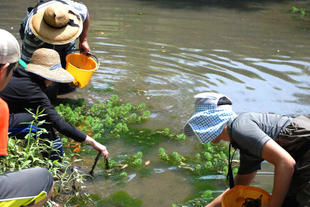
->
xmin=184 ymin=120 xmax=211 ymax=144
xmin=27 ymin=63 xmax=75 ymax=83
xmin=30 ymin=6 xmax=83 ymax=45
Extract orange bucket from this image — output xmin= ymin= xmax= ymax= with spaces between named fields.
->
xmin=65 ymin=53 xmax=99 ymax=88
xmin=222 ymin=185 xmax=271 ymax=207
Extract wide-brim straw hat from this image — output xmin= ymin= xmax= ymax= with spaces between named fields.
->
xmin=29 ymin=2 xmax=83 ymax=45
xmin=26 ymin=48 xmax=75 ymax=83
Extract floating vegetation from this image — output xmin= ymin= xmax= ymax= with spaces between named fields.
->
xmin=67 ymin=191 xmax=142 ymax=207
xmin=101 ymin=151 xmax=144 ymax=182
xmin=172 ymin=190 xmax=215 ymax=207
xmin=55 ymin=95 xmax=185 ymax=152
xmin=55 ymin=95 xmax=151 ymax=141
xmin=158 ymin=142 xmax=238 ymax=176
xmin=123 ymin=128 xmax=186 ymax=152
xmin=290 ymin=6 xmax=307 ymax=17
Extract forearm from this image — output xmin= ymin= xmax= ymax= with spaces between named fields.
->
xmin=269 ymin=162 xmax=295 ymax=207
xmin=84 ymin=135 xmax=95 ymax=145
xmin=84 ymin=135 xmax=109 ymax=158
xmin=205 ymin=172 xmax=257 ymax=207
xmin=261 ymin=139 xmax=296 ymax=207
xmin=206 ymin=189 xmax=228 ymax=207
xmin=79 ymin=15 xmax=89 ymax=44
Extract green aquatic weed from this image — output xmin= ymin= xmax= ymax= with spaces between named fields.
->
xmin=158 ymin=141 xmax=236 ymax=176
xmin=159 ymin=147 xmax=169 ymax=161
xmin=172 ymin=189 xmax=214 ymax=207
xmin=291 ymin=6 xmax=307 ymax=16
xmin=67 ymin=190 xmax=142 ymax=207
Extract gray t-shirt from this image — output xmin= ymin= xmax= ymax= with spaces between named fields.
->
xmin=227 ymin=112 xmax=292 ymax=174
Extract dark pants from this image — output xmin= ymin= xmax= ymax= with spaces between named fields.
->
xmin=9 ymin=112 xmax=63 ymax=161
xmin=277 ymin=115 xmax=310 ymax=207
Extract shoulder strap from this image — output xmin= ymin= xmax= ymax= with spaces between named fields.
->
xmin=226 ymin=118 xmax=237 ymax=188
xmin=227 ymin=143 xmax=235 ymax=189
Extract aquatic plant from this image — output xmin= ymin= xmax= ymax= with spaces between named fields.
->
xmin=172 ymin=189 xmax=214 ymax=207
xmin=158 ymin=142 xmax=238 ymax=176
xmin=290 ymin=6 xmax=307 ymax=16
xmin=66 ymin=190 xmax=142 ymax=207
xmin=55 ymin=95 xmax=151 ymax=141
xmin=0 ymin=109 xmax=85 ymax=206
xmin=56 ymin=96 xmax=186 ymax=154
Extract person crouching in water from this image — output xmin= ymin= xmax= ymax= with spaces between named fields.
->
xmin=0 ymin=48 xmax=109 ymax=161
xmin=184 ymin=92 xmax=310 ymax=207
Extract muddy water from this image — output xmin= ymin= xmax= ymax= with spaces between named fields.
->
xmin=1 ymin=0 xmax=310 ymax=206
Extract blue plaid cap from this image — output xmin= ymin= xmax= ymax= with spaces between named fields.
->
xmin=184 ymin=92 xmax=236 ymax=143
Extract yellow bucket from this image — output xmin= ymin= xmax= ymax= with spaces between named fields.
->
xmin=65 ymin=53 xmax=99 ymax=88
xmin=222 ymin=185 xmax=271 ymax=207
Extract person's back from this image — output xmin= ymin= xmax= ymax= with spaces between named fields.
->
xmin=20 ymin=0 xmax=89 ymax=66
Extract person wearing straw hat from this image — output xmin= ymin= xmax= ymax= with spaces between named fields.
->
xmin=0 ymin=48 xmax=109 ymax=162
xmin=184 ymin=92 xmax=310 ymax=207
xmin=19 ymin=0 xmax=91 ymax=99
xmin=0 ymin=29 xmax=54 ymax=207
xmin=20 ymin=0 xmax=90 ymax=65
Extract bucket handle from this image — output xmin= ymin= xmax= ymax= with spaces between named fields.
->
xmin=70 ymin=49 xmax=100 ymax=69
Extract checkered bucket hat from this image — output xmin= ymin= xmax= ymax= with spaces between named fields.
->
xmin=184 ymin=92 xmax=236 ymax=143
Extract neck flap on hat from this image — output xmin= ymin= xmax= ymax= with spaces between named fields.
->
xmin=186 ymin=105 xmax=236 ymax=144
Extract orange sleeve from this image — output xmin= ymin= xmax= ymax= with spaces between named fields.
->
xmin=0 ymin=98 xmax=9 ymax=156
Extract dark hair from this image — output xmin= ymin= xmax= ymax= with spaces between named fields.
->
xmin=0 ymin=62 xmax=17 ymax=77
xmin=217 ymin=97 xmax=232 ymax=106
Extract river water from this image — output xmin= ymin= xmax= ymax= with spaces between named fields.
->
xmin=1 ymin=0 xmax=310 ymax=206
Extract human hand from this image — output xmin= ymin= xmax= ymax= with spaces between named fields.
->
xmin=79 ymin=39 xmax=90 ymax=54
xmin=85 ymin=136 xmax=109 ymax=159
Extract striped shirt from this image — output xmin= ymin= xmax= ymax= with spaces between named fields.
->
xmin=21 ymin=0 xmax=88 ymax=64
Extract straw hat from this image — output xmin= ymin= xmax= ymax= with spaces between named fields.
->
xmin=26 ymin=48 xmax=75 ymax=83
xmin=29 ymin=2 xmax=83 ymax=45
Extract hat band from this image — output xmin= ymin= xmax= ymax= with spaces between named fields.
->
xmin=43 ymin=17 xmax=79 ymax=29
xmin=68 ymin=10 xmax=81 ymax=21
xmin=50 ymin=63 xmax=62 ymax=70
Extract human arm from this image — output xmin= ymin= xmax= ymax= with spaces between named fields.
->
xmin=261 ymin=139 xmax=295 ymax=207
xmin=39 ymin=94 xmax=109 ymax=157
xmin=79 ymin=15 xmax=90 ymax=54
xmin=84 ymin=135 xmax=109 ymax=158
xmin=205 ymin=172 xmax=257 ymax=207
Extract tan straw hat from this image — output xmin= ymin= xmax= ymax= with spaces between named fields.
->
xmin=26 ymin=48 xmax=74 ymax=83
xmin=29 ymin=2 xmax=83 ymax=45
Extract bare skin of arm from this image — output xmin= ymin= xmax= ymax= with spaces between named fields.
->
xmin=205 ymin=126 xmax=295 ymax=207
xmin=205 ymin=139 xmax=295 ymax=207
xmin=79 ymin=15 xmax=90 ymax=54
xmin=205 ymin=172 xmax=257 ymax=207
xmin=84 ymin=135 xmax=109 ymax=158
xmin=261 ymin=139 xmax=295 ymax=207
